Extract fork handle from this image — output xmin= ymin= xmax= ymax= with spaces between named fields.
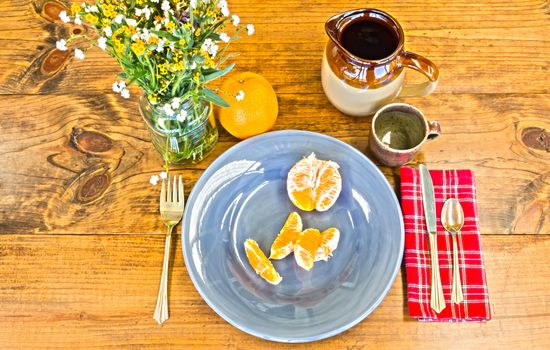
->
xmin=153 ymin=225 xmax=173 ymax=325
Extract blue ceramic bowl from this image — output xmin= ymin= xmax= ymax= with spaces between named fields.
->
xmin=181 ymin=130 xmax=404 ymax=342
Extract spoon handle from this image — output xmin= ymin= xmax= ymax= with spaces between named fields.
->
xmin=451 ymin=233 xmax=464 ymax=304
xmin=429 ymin=233 xmax=446 ymax=313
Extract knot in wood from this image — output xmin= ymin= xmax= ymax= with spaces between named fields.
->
xmin=41 ymin=49 xmax=70 ymax=75
xmin=41 ymin=2 xmax=66 ymax=22
xmin=521 ymin=127 xmax=550 ymax=152
xmin=71 ymin=128 xmax=114 ymax=154
xmin=77 ymin=174 xmax=110 ymax=203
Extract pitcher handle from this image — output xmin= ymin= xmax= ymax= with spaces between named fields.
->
xmin=398 ymin=51 xmax=439 ymax=98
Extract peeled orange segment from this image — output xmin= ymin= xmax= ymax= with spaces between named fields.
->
xmin=287 ymin=153 xmax=341 ymax=212
xmin=269 ymin=212 xmax=303 ymax=260
xmin=244 ymin=239 xmax=282 ymax=285
xmin=314 ymin=228 xmax=341 ymax=262
xmin=314 ymin=161 xmax=342 ymax=212
xmin=294 ymin=228 xmax=322 ymax=271
xmin=286 ymin=153 xmax=319 ymax=211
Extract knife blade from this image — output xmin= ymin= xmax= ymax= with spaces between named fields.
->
xmin=420 ymin=164 xmax=437 ymax=235
xmin=419 ymin=164 xmax=446 ymax=313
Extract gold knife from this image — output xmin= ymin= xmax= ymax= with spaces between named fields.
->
xmin=419 ymin=164 xmax=446 ymax=313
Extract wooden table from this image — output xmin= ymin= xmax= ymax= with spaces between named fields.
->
xmin=1 ymin=0 xmax=549 ymax=348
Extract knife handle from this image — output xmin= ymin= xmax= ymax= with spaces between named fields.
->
xmin=429 ymin=233 xmax=446 ymax=313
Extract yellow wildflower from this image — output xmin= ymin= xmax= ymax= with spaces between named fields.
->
xmin=122 ymin=26 xmax=132 ymax=35
xmin=136 ymin=0 xmax=145 ymax=4
xmin=158 ymin=63 xmax=168 ymax=75
xmin=173 ymin=60 xmax=185 ymax=71
xmin=195 ymin=28 xmax=201 ymax=36
xmin=71 ymin=2 xmax=81 ymax=15
xmin=84 ymin=13 xmax=98 ymax=25
xmin=183 ymin=23 xmax=192 ymax=30
xmin=166 ymin=21 xmax=175 ymax=32
xmin=131 ymin=40 xmax=145 ymax=56
xmin=193 ymin=72 xmax=200 ymax=83
xmin=102 ymin=4 xmax=117 ymax=18
xmin=148 ymin=36 xmax=159 ymax=44
xmin=148 ymin=94 xmax=159 ymax=104
xmin=178 ymin=39 xmax=186 ymax=47
xmin=115 ymin=41 xmax=125 ymax=55
xmin=203 ymin=56 xmax=214 ymax=68
xmin=200 ymin=49 xmax=209 ymax=59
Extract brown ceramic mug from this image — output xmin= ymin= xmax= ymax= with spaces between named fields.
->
xmin=322 ymin=9 xmax=439 ymax=117
xmin=369 ymin=103 xmax=441 ymax=167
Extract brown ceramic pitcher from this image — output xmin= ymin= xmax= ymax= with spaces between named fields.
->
xmin=321 ymin=9 xmax=439 ymax=117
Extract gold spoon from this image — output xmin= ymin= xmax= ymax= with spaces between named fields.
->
xmin=441 ymin=198 xmax=465 ymax=304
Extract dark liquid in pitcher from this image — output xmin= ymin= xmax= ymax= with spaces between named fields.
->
xmin=340 ymin=20 xmax=398 ymax=60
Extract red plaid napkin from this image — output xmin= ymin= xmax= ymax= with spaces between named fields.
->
xmin=400 ymin=167 xmax=491 ymax=321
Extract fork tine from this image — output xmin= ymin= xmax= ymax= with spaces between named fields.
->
xmin=167 ymin=175 xmax=172 ymax=203
xmin=178 ymin=176 xmax=184 ymax=205
xmin=173 ymin=175 xmax=177 ymax=202
xmin=160 ymin=176 xmax=166 ymax=204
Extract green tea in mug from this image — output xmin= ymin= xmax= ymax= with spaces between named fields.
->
xmin=374 ymin=111 xmax=425 ymax=150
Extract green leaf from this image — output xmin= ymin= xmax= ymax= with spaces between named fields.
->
xmin=202 ymin=63 xmax=235 ymax=83
xmin=150 ymin=30 xmax=180 ymax=42
xmin=116 ymin=72 xmax=128 ymax=79
xmin=201 ymin=88 xmax=229 ymax=107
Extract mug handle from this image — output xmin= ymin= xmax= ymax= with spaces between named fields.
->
xmin=427 ymin=121 xmax=441 ymax=140
xmin=398 ymin=51 xmax=440 ymax=98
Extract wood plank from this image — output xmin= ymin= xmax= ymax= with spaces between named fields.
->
xmin=0 ymin=233 xmax=548 ymax=349
xmin=1 ymin=93 xmax=548 ymax=235
xmin=0 ymin=0 xmax=549 ymax=95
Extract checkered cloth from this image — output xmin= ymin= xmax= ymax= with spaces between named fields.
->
xmin=400 ymin=167 xmax=491 ymax=321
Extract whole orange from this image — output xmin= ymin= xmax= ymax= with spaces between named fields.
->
xmin=216 ymin=72 xmax=278 ymax=139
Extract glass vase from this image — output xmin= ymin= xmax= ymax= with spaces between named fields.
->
xmin=139 ymin=95 xmax=218 ymax=165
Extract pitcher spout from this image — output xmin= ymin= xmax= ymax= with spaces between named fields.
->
xmin=325 ymin=12 xmax=342 ymax=45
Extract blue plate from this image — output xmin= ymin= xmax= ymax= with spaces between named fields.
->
xmin=181 ymin=130 xmax=404 ymax=342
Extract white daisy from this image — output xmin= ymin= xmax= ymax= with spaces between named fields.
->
xmin=121 ymin=88 xmax=130 ymax=99
xmin=221 ymin=5 xmax=229 ymax=16
xmin=58 ymin=10 xmax=70 ymax=23
xmin=163 ymin=104 xmax=175 ymax=116
xmin=246 ymin=24 xmax=255 ymax=36
xmin=114 ymin=14 xmax=124 ymax=24
xmin=219 ymin=32 xmax=230 ymax=43
xmin=171 ymin=97 xmax=181 ymax=109
xmin=103 ymin=26 xmax=112 ymax=37
xmin=149 ymin=175 xmax=160 ymax=185
xmin=97 ymin=37 xmax=107 ymax=50
xmin=55 ymin=39 xmax=68 ymax=51
xmin=161 ymin=0 xmax=170 ymax=11
xmin=231 ymin=14 xmax=240 ymax=26
xmin=112 ymin=80 xmax=126 ymax=93
xmin=159 ymin=171 xmax=167 ymax=180
xmin=176 ymin=109 xmax=187 ymax=122
xmin=126 ymin=18 xmax=137 ymax=27
xmin=74 ymin=13 xmax=81 ymax=25
xmin=156 ymin=38 xmax=165 ymax=52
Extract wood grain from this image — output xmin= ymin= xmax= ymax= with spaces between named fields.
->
xmin=0 ymin=92 xmax=548 ymax=235
xmin=0 ymin=0 xmax=549 ymax=95
xmin=0 ymin=234 xmax=548 ymax=349
xmin=1 ymin=0 xmax=550 ymax=348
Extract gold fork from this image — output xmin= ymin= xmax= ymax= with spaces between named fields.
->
xmin=153 ymin=175 xmax=184 ymax=325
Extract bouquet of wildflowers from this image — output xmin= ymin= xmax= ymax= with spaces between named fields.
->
xmin=57 ymin=0 xmax=253 ymax=163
